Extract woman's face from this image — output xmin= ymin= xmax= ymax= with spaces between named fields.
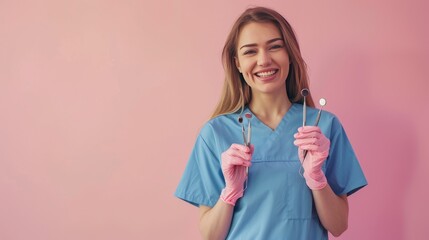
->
xmin=235 ymin=22 xmax=290 ymax=97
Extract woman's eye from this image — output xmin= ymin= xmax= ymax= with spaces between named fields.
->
xmin=243 ymin=50 xmax=256 ymax=55
xmin=270 ymin=44 xmax=283 ymax=50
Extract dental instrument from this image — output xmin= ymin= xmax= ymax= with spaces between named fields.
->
xmin=238 ymin=112 xmax=252 ymax=190
xmin=314 ymin=98 xmax=327 ymax=126
xmin=301 ymin=88 xmax=309 ymax=127
xmin=303 ymin=98 xmax=327 ymax=159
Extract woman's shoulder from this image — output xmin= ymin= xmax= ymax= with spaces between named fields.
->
xmin=199 ymin=112 xmax=239 ymax=137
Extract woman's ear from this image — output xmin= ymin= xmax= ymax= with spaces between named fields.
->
xmin=234 ymin=57 xmax=241 ymax=73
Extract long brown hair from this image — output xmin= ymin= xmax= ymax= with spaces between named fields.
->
xmin=211 ymin=6 xmax=314 ymax=119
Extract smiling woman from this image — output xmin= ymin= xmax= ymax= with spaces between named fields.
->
xmin=174 ymin=6 xmax=367 ymax=240
xmin=235 ymin=22 xmax=291 ymax=104
xmin=211 ymin=6 xmax=315 ymax=121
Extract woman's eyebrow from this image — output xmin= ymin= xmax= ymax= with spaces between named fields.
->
xmin=239 ymin=37 xmax=283 ymax=50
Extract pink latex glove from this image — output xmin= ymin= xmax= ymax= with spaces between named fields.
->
xmin=220 ymin=143 xmax=253 ymax=206
xmin=293 ymin=126 xmax=330 ymax=190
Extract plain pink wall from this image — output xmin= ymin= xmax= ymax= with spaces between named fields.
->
xmin=1 ymin=0 xmax=428 ymax=239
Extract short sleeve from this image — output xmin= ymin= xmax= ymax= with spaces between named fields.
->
xmin=324 ymin=117 xmax=368 ymax=196
xmin=174 ymin=125 xmax=225 ymax=207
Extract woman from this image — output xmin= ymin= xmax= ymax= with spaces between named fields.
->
xmin=175 ymin=6 xmax=367 ymax=240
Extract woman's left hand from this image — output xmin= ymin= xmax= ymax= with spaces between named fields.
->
xmin=293 ymin=126 xmax=330 ymax=190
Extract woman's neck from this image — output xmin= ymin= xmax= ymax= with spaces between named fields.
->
xmin=249 ymin=92 xmax=291 ymax=130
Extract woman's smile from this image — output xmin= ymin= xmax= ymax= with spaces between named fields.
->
xmin=254 ymin=68 xmax=279 ymax=81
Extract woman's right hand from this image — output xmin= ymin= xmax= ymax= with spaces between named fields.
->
xmin=220 ymin=144 xmax=253 ymax=206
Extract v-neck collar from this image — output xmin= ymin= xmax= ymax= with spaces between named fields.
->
xmin=244 ymin=103 xmax=298 ymax=133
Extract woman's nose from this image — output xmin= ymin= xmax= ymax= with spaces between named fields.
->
xmin=257 ymin=51 xmax=272 ymax=66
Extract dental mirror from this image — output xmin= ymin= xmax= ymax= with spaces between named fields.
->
xmin=301 ymin=88 xmax=309 ymax=97
xmin=314 ymin=98 xmax=327 ymax=126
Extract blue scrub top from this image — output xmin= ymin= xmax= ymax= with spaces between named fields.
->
xmin=175 ymin=103 xmax=367 ymax=240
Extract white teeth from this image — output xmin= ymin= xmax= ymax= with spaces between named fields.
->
xmin=256 ymin=70 xmax=276 ymax=77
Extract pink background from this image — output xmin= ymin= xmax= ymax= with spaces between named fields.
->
xmin=1 ymin=0 xmax=428 ymax=239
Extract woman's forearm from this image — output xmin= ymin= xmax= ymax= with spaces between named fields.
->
xmin=312 ymin=185 xmax=349 ymax=237
xmin=199 ymin=200 xmax=234 ymax=240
